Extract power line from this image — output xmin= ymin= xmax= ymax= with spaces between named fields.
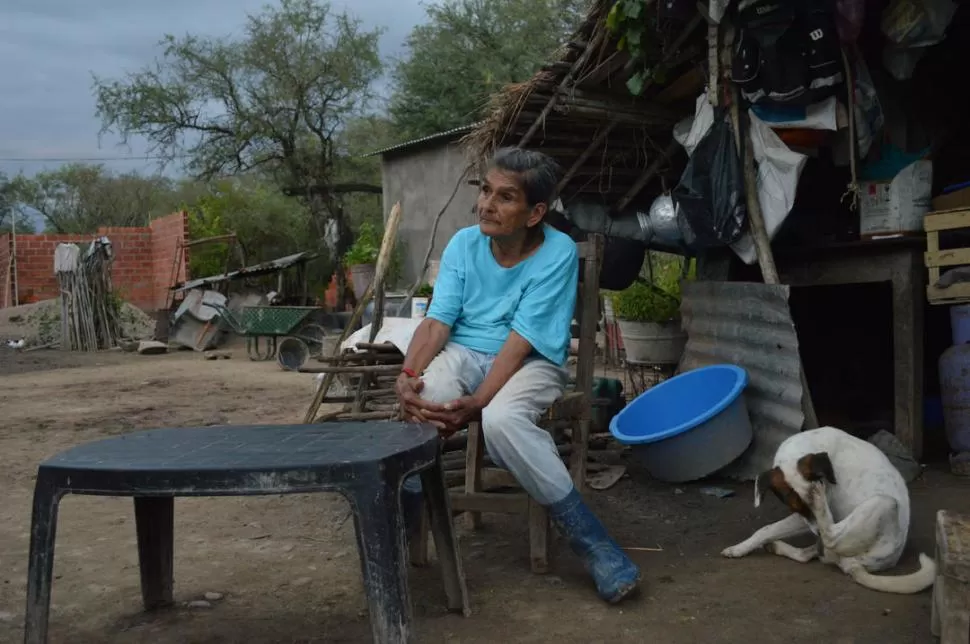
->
xmin=0 ymin=155 xmax=187 ymax=163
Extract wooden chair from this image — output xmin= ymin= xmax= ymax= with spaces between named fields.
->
xmin=413 ymin=234 xmax=603 ymax=573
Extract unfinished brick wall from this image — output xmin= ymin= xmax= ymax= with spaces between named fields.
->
xmin=0 ymin=211 xmax=189 ymax=313
xmin=149 ymin=211 xmax=191 ymax=311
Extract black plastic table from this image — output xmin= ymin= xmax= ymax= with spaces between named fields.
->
xmin=24 ymin=422 xmax=469 ymax=644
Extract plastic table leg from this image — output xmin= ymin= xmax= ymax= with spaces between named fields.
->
xmin=134 ymin=497 xmax=174 ymax=610
xmin=24 ymin=475 xmax=61 ymax=644
xmin=348 ymin=474 xmax=413 ymax=643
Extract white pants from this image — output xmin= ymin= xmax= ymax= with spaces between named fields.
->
xmin=412 ymin=342 xmax=574 ymax=506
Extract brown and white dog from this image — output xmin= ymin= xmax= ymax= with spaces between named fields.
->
xmin=721 ymin=426 xmax=936 ymax=594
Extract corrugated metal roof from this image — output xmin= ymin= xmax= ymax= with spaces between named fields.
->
xmin=362 ymin=123 xmax=482 ymax=158
xmin=174 ymin=251 xmax=318 ymax=292
xmin=679 ymin=280 xmax=806 ymax=481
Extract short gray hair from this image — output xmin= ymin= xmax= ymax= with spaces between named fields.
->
xmin=488 ymin=147 xmax=561 ymax=207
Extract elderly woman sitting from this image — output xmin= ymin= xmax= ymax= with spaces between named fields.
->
xmin=395 ymin=147 xmax=640 ymax=604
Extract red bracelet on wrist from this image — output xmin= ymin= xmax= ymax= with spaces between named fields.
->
xmin=401 ymin=367 xmax=418 ymax=379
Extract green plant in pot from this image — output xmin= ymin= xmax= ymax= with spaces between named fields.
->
xmin=612 ymin=280 xmax=681 ymax=324
xmin=345 ymin=222 xmax=380 ymax=300
xmin=610 ymin=255 xmax=692 ymax=365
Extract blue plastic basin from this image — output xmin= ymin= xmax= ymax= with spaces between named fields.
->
xmin=609 ymin=364 xmax=753 ymax=482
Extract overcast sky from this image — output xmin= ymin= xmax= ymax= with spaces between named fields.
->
xmin=0 ymin=0 xmax=426 ymax=179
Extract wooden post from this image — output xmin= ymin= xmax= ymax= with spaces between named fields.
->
xmin=304 ymin=202 xmax=403 ymax=424
xmin=352 ymin=199 xmax=402 ymax=413
xmin=728 ymin=88 xmax=818 ymax=429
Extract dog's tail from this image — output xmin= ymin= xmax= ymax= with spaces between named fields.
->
xmin=847 ymin=553 xmax=937 ymax=594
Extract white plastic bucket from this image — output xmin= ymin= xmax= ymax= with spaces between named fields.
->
xmin=411 ymin=297 xmax=429 ymax=319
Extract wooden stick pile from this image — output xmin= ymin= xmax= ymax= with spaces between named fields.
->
xmin=55 ymin=238 xmax=122 ymax=352
xmin=301 ymin=341 xmax=404 ymax=421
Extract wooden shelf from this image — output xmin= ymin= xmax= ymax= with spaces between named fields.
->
xmin=925 ymin=208 xmax=970 ymax=305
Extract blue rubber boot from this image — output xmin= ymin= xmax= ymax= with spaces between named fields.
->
xmin=548 ymin=488 xmax=641 ymax=603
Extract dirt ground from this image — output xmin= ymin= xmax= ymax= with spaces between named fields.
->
xmin=0 ymin=346 xmax=963 ymax=644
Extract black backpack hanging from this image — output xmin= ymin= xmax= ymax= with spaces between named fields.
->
xmin=732 ymin=0 xmax=843 ymax=107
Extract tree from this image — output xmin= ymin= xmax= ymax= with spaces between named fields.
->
xmin=3 ymin=164 xmax=185 ymax=234
xmin=329 ymin=114 xmax=411 ymax=286
xmin=0 ymin=173 xmax=36 ymax=234
xmin=390 ymin=0 xmax=590 ymax=138
xmin=331 ymin=114 xmax=396 ymax=227
xmin=185 ymin=176 xmax=310 ymax=277
xmin=93 ymin=0 xmax=384 ymax=300
xmin=333 ymin=114 xmax=397 ymax=188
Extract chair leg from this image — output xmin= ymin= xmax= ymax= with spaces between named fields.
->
xmin=134 ymin=497 xmax=175 ymax=610
xmin=528 ymin=499 xmax=550 ymax=574
xmin=24 ymin=477 xmax=61 ymax=644
xmin=570 ymin=417 xmax=590 ymax=489
xmin=464 ymin=421 xmax=485 ymax=530
xmin=420 ymin=455 xmax=471 ymax=617
xmin=349 ymin=478 xmax=413 ymax=644
xmin=409 ymin=504 xmax=431 ymax=568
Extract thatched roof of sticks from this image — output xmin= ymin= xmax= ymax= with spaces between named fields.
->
xmin=463 ymin=0 xmax=708 ymax=211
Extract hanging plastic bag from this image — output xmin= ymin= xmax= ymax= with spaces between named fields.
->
xmin=673 ymin=93 xmax=715 ymax=158
xmin=671 ymin=108 xmax=748 ymax=248
xmin=881 ymin=0 xmax=956 ymax=80
xmin=730 ymin=111 xmax=807 ymax=265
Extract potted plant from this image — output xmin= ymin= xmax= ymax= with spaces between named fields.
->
xmin=344 ymin=222 xmax=380 ymax=300
xmin=610 ymin=256 xmax=692 ymax=364
xmin=411 ymin=283 xmax=433 ymax=319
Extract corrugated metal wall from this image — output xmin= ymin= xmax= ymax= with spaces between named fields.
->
xmin=680 ymin=280 xmax=806 ymax=480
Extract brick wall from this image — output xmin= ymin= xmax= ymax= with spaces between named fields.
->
xmin=96 ymin=227 xmax=154 ymax=309
xmin=149 ymin=211 xmax=191 ymax=311
xmin=0 ymin=211 xmax=189 ymax=313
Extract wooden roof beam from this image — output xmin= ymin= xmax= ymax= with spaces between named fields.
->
xmin=615 ymin=140 xmax=681 ymax=211
xmin=554 ymin=13 xmax=704 ymax=198
xmin=517 ymin=26 xmax=609 ymax=148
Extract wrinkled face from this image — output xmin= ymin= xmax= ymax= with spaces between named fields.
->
xmin=754 ymin=452 xmax=837 ymax=519
xmin=476 ymin=168 xmax=546 ymax=239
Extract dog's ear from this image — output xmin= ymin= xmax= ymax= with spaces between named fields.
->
xmin=754 ymin=468 xmax=777 ymax=508
xmin=797 ymin=452 xmax=837 ymax=485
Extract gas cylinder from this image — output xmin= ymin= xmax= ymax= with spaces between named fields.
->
xmin=939 ymin=342 xmax=970 ymax=453
xmin=951 ymin=303 xmax=970 ymax=345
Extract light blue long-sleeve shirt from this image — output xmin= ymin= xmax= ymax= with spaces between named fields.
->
xmin=426 ymin=224 xmax=578 ymax=366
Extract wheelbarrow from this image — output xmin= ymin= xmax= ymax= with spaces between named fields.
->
xmin=207 ymin=304 xmax=330 ymax=361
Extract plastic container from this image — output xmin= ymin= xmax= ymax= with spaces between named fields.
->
xmin=951 ymin=304 xmax=970 ymax=345
xmin=277 ymin=337 xmax=310 ymax=372
xmin=411 ymin=297 xmax=429 ymax=319
xmin=617 ymin=319 xmax=687 ymax=364
xmin=349 ymin=263 xmax=375 ymax=300
xmin=940 ymin=343 xmax=970 ymax=453
xmin=609 ymin=364 xmax=752 ymax=482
